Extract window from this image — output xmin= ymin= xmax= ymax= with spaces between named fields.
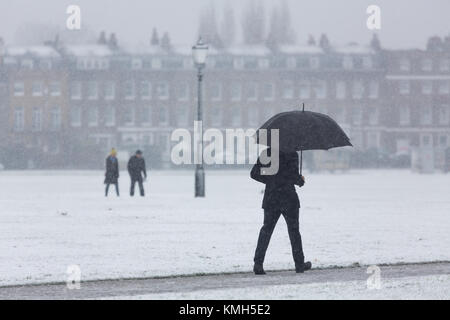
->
xmin=363 ymin=56 xmax=372 ymax=69
xmin=282 ymin=81 xmax=294 ymax=99
xmin=422 ymin=58 xmax=433 ymax=71
xmin=286 ymin=57 xmax=296 ymax=69
xmin=125 ymin=81 xmax=135 ymax=100
xmin=88 ymin=107 xmax=98 ymax=127
xmin=438 ymin=81 xmax=449 ymax=95
xmin=440 ymin=59 xmax=450 ymax=72
xmin=70 ymin=106 xmax=82 ymax=127
xmin=234 ymin=58 xmax=244 ymax=69
xmin=399 ymin=80 xmax=410 ymax=95
xmin=87 ymin=81 xmax=98 ymax=100
xmin=50 ymin=107 xmax=61 ymax=131
xmin=231 ymin=106 xmax=241 ymax=126
xmin=156 ymin=82 xmax=169 ymax=100
xmin=369 ymin=81 xmax=379 ymax=99
xmin=335 ymin=108 xmax=346 ymax=124
xmin=421 ymin=106 xmax=433 ymax=125
xmin=71 ymin=82 xmax=82 ymax=99
xmin=49 ymin=82 xmax=61 ymax=96
xmin=124 ymin=107 xmax=135 ymax=125
xmin=210 ymin=83 xmax=222 ymax=101
xmin=247 ymin=83 xmax=258 ymax=101
xmin=140 ymin=81 xmax=151 ymax=100
xmin=343 ymin=56 xmax=353 ymax=69
xmin=299 ymin=81 xmax=310 ymax=99
xmin=21 ymin=59 xmax=33 ymax=69
xmin=247 ymin=106 xmax=259 ymax=126
xmin=32 ymin=107 xmax=42 ymax=131
xmin=210 ymin=105 xmax=222 ymax=126
xmin=352 ymin=80 xmax=364 ymax=99
xmin=263 ymin=83 xmax=275 ymax=101
xmin=152 ymin=58 xmax=162 ymax=69
xmin=352 ymin=108 xmax=362 ymax=126
xmin=336 ymin=81 xmax=346 ymax=100
xmin=258 ymin=58 xmax=269 ymax=69
xmin=421 ymin=134 xmax=432 ymax=147
xmin=158 ymin=105 xmax=168 ymax=125
xmin=32 ymin=81 xmax=43 ymax=96
xmin=314 ymin=80 xmax=327 ymax=99
xmin=14 ymin=107 xmax=24 ymax=131
xmin=421 ymin=81 xmax=432 ymax=95
xmin=310 ymin=57 xmax=320 ymax=69
xmin=142 ymin=106 xmax=152 ymax=124
xmin=368 ymin=108 xmax=378 ymax=125
xmin=399 ymin=58 xmax=410 ymax=71
xmin=231 ymin=83 xmax=242 ymax=101
xmin=177 ymin=83 xmax=189 ymax=101
xmin=438 ymin=105 xmax=449 ymax=125
xmin=367 ymin=132 xmax=379 ymax=149
xmin=105 ymin=106 xmax=115 ymax=127
xmin=131 ymin=58 xmax=142 ymax=70
xmin=439 ymin=135 xmax=448 ymax=148
xmin=399 ymin=106 xmax=410 ymax=125
xmin=104 ymin=81 xmax=115 ymax=100
xmin=176 ymin=105 xmax=189 ymax=127
xmin=14 ymin=82 xmax=24 ymax=96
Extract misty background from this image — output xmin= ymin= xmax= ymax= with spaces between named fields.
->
xmin=1 ymin=0 xmax=449 ymax=48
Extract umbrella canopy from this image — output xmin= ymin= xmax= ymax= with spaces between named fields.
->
xmin=257 ymin=110 xmax=352 ymax=152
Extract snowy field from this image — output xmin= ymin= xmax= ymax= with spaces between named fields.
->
xmin=0 ymin=169 xmax=449 ymax=286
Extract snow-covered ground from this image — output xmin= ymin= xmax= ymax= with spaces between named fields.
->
xmin=0 ymin=169 xmax=449 ymax=286
xmin=105 ymin=275 xmax=450 ymax=300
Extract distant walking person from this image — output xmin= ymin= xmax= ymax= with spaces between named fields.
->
xmin=251 ymin=150 xmax=312 ymax=275
xmin=128 ymin=150 xmax=147 ymax=197
xmin=104 ymin=148 xmax=120 ymax=197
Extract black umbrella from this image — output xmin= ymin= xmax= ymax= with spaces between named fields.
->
xmin=257 ymin=104 xmax=352 ymax=174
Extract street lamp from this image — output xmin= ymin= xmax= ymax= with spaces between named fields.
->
xmin=192 ymin=37 xmax=208 ymax=197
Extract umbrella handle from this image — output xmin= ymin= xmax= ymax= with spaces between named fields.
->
xmin=300 ymin=150 xmax=303 ymax=176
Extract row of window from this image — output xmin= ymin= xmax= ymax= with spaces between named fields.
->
xmin=13 ymin=106 xmax=61 ymax=132
xmin=13 ymin=81 xmax=61 ymax=97
xmin=398 ymin=80 xmax=450 ymax=95
xmin=398 ymin=105 xmax=450 ymax=126
xmin=64 ymin=80 xmax=381 ymax=101
xmin=15 ymin=103 xmax=448 ymax=133
xmin=399 ymin=58 xmax=450 ymax=72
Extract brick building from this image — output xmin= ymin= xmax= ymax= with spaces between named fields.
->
xmin=0 ymin=34 xmax=448 ymax=170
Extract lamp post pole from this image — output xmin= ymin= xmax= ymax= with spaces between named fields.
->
xmin=195 ymin=64 xmax=205 ymax=197
xmin=192 ymin=38 xmax=208 ymax=197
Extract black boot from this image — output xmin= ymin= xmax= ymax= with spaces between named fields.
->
xmin=253 ymin=264 xmax=266 ymax=275
xmin=296 ymin=261 xmax=312 ymax=273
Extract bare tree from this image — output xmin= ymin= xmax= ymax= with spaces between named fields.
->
xmin=220 ymin=2 xmax=236 ymax=48
xmin=241 ymin=0 xmax=266 ymax=45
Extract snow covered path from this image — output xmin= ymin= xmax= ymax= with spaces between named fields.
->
xmin=0 ymin=170 xmax=449 ymax=286
xmin=0 ymin=262 xmax=448 ymax=299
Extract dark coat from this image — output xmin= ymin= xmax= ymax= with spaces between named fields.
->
xmin=251 ymin=152 xmax=304 ymax=211
xmin=127 ymin=155 xmax=147 ymax=180
xmin=104 ymin=156 xmax=119 ymax=184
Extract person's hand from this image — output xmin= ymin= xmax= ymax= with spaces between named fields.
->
xmin=299 ymin=175 xmax=305 ymax=187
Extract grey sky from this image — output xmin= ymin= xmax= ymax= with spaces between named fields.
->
xmin=0 ymin=0 xmax=448 ymax=49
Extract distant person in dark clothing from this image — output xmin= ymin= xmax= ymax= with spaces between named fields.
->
xmin=128 ymin=150 xmax=147 ymax=197
xmin=251 ymin=150 xmax=312 ymax=275
xmin=104 ymin=148 xmax=119 ymax=197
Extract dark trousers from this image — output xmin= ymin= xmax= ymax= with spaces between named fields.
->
xmin=254 ymin=207 xmax=304 ymax=267
xmin=130 ymin=177 xmax=144 ymax=197
xmin=105 ymin=183 xmax=119 ymax=197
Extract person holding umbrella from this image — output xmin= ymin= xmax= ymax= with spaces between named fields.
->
xmin=251 ymin=104 xmax=352 ymax=275
xmin=251 ymin=149 xmax=311 ymax=275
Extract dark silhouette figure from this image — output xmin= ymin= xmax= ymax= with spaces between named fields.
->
xmin=251 ymin=151 xmax=311 ymax=275
xmin=127 ymin=150 xmax=147 ymax=197
xmin=104 ymin=149 xmax=119 ymax=197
